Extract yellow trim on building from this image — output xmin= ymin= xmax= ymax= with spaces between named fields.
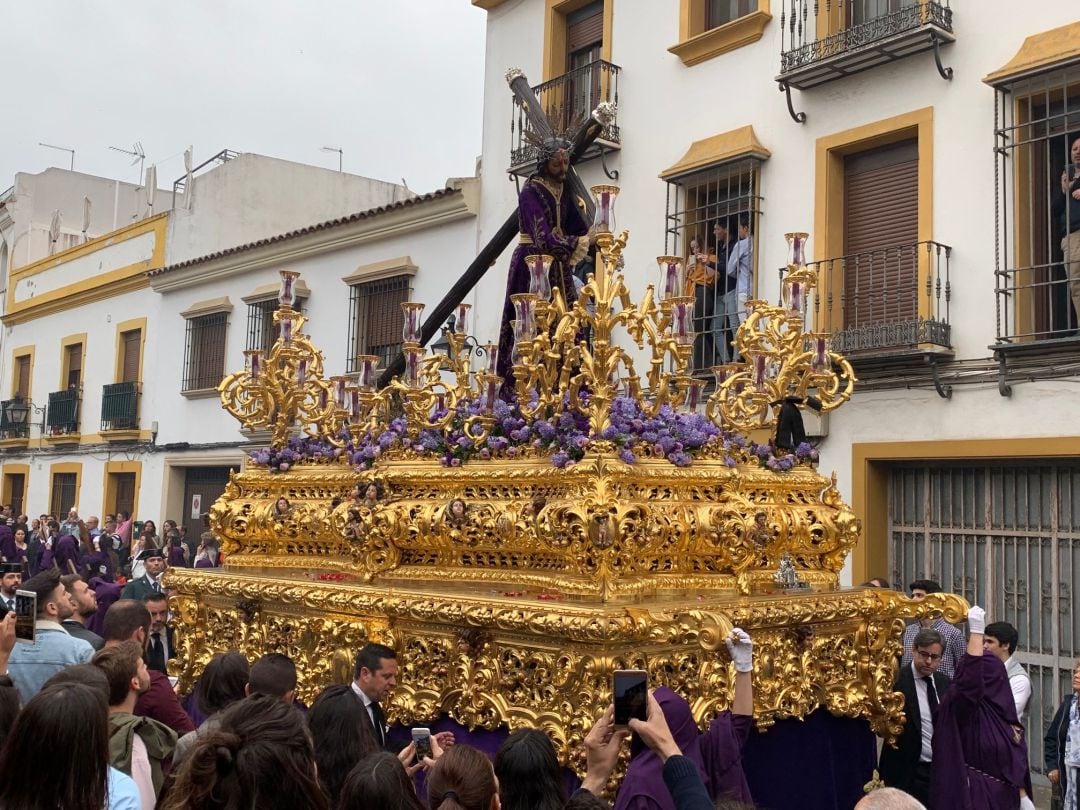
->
xmin=102 ymin=460 xmax=142 ymax=520
xmin=660 ymin=126 xmax=771 ymax=180
xmin=542 ymin=0 xmax=614 ymax=83
xmin=668 ymin=1 xmax=771 ymax=67
xmin=983 ymin=20 xmax=1080 ymax=87
xmin=850 ymin=437 xmax=1080 ymax=584
xmin=1 ymin=464 xmax=30 ymax=512
xmin=9 ymin=345 xmax=35 ymax=399
xmin=813 ymin=107 xmax=934 ymax=330
xmin=49 ymin=462 xmax=83 ymax=514
xmin=58 ymin=333 xmax=88 ymax=392
xmin=3 ymin=214 xmax=167 ymax=326
xmin=113 ymin=317 xmax=148 ymax=384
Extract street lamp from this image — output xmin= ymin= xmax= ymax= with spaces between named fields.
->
xmin=430 ymin=314 xmax=486 ymax=360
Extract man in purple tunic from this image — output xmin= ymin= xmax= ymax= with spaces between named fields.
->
xmin=497 ymin=137 xmax=592 ymax=391
xmin=930 ymin=606 xmax=1034 ymax=810
xmin=615 ymin=629 xmax=754 ymax=809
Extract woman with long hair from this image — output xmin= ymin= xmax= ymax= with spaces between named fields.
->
xmin=0 ymin=682 xmax=110 ymax=810
xmin=162 ymin=694 xmax=329 ymax=810
xmin=337 ymin=751 xmax=427 ymax=810
xmin=428 ymin=744 xmax=500 ymax=810
xmin=307 ymin=683 xmax=381 ymax=804
xmin=140 ymin=519 xmax=160 ymax=549
xmin=494 ymin=728 xmax=564 ymax=810
xmin=174 ymin=651 xmax=250 ymax=766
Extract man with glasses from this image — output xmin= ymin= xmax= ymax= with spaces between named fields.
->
xmin=879 ymin=628 xmax=950 ymax=805
xmin=899 ymin=579 xmax=965 ymax=678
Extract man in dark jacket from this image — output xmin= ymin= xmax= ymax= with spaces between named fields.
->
xmin=1054 ymin=136 xmax=1080 ymax=324
xmin=879 ymin=628 xmax=951 ymax=805
xmin=1044 ymin=660 xmax=1080 ymax=806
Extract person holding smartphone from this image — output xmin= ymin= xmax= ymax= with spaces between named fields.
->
xmin=684 ymin=234 xmax=718 ymax=369
xmin=614 ymin=629 xmax=755 ymax=810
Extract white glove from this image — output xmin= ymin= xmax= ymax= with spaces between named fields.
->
xmin=967 ymin=606 xmax=986 ymax=635
xmin=725 ymin=628 xmax=753 ymax=673
xmin=1020 ymin=794 xmax=1035 ymax=810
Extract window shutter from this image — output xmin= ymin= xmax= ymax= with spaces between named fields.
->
xmin=121 ymin=330 xmax=141 ymax=383
xmin=15 ymin=357 xmax=30 ymax=399
xmin=567 ymin=3 xmax=603 ymax=54
xmin=843 ymin=140 xmax=919 ymax=330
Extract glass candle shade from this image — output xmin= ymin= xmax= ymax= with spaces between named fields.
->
xmin=511 ymin=294 xmax=538 ymax=341
xmin=671 ymin=297 xmax=694 ymax=344
xmin=296 ymin=358 xmax=308 ymax=384
xmin=245 ymin=350 xmax=263 ymax=378
xmin=657 ymin=257 xmax=685 ymax=301
xmin=809 ymin=334 xmax=829 ymax=372
xmin=481 ymin=374 xmax=501 ymax=414
xmin=484 ymin=344 xmax=499 ymax=375
xmin=279 ymin=316 xmax=294 ymax=344
xmin=526 ymin=255 xmax=553 ymax=300
xmin=785 ymin=232 xmax=809 ymax=269
xmin=331 ymin=376 xmax=349 ymax=408
xmin=685 ymin=380 xmax=704 ymax=411
xmin=401 ymin=302 xmax=425 ymax=343
xmin=279 ymin=270 xmax=300 ymax=308
xmin=357 ymin=355 xmax=379 ymax=391
xmin=349 ymin=389 xmax=362 ymax=420
xmin=751 ymin=353 xmax=767 ymax=389
xmin=590 ymin=184 xmax=619 ymax=233
xmin=319 ymin=386 xmax=329 ymax=410
xmin=454 ymin=303 xmax=471 ymax=334
xmin=782 ymin=275 xmax=805 ymax=317
xmin=404 ymin=346 xmax=423 ymax=388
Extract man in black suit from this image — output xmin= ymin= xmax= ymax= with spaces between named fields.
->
xmin=143 ymin=592 xmax=175 ymax=674
xmin=879 ymin=628 xmax=951 ymax=805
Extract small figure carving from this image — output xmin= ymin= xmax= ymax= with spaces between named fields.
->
xmin=749 ymin=511 xmax=774 ymax=548
xmin=446 ymin=498 xmax=468 ymax=527
xmin=352 ymin=481 xmax=382 ymax=509
xmin=274 ymin=496 xmax=292 ymax=516
xmin=774 ymin=552 xmax=809 ymax=590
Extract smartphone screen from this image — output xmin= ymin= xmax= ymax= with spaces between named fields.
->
xmin=613 ymin=669 xmax=648 ymax=726
xmin=411 ymin=728 xmax=432 ymax=761
xmin=14 ymin=590 xmax=36 ymax=644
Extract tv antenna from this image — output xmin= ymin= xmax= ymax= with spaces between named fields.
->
xmin=320 ymin=146 xmax=343 ymax=173
xmin=109 ymin=142 xmax=146 ymax=181
xmin=38 ymin=142 xmax=75 ymax=171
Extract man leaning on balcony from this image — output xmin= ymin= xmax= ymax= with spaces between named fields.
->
xmin=1054 ymin=135 xmax=1080 ymax=324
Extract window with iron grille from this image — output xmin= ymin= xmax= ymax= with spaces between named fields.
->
xmin=707 ymin=0 xmax=757 ymax=30
xmin=246 ymin=298 xmax=306 ymax=355
xmin=664 ymin=160 xmax=763 ymax=375
xmin=50 ymin=472 xmax=77 ymax=517
xmin=346 ymin=276 xmax=410 ymax=373
xmin=992 ymin=64 xmax=1080 ymax=344
xmin=182 ymin=312 xmax=229 ymax=391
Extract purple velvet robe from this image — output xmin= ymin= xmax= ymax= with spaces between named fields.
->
xmin=79 ymin=549 xmax=115 ymax=582
xmin=497 ymin=175 xmax=590 ymax=391
xmin=86 ymin=578 xmax=123 ymax=637
xmin=930 ymin=651 xmax=1032 ymax=810
xmin=614 ymin=687 xmax=753 ymax=810
xmin=0 ymin=525 xmax=14 ymax=562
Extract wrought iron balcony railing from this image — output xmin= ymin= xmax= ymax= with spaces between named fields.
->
xmin=778 ymin=0 xmax=953 ymax=89
xmin=46 ymin=388 xmax=81 ymax=436
xmin=811 ymin=240 xmax=952 ymax=356
xmin=101 ymin=381 xmax=140 ymax=432
xmin=510 ymin=60 xmax=620 ymax=171
xmin=0 ymin=399 xmax=31 ymax=440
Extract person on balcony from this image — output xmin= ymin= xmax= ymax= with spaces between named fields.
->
xmin=1055 ymin=136 xmax=1080 ymax=326
xmin=685 ymin=234 xmax=717 ymax=370
xmin=497 ymin=136 xmax=595 ymax=393
xmin=724 ymin=215 xmax=753 ymax=361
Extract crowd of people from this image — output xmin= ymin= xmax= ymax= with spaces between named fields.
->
xmin=0 ymin=497 xmax=1073 ymax=809
xmin=0 ymin=504 xmax=221 ymax=584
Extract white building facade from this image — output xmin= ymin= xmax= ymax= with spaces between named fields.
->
xmin=467 ymin=0 xmax=1080 ymax=780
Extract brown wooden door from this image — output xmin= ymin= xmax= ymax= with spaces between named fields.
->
xmin=181 ymin=467 xmax=236 ymax=541
xmin=65 ymin=343 xmax=82 ymax=389
xmin=15 ymin=356 xmax=30 ymax=400
xmin=843 ymin=140 xmax=919 ymax=332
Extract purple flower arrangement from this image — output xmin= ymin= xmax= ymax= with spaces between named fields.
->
xmin=247 ymin=435 xmax=344 ymax=472
xmin=247 ymin=396 xmax=738 ymax=471
xmin=749 ymin=440 xmax=819 ymax=472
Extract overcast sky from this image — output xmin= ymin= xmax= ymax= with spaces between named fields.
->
xmin=2 ymin=2 xmax=487 ymax=194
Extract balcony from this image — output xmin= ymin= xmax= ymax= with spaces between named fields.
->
xmin=509 ymin=60 xmax=620 ymax=175
xmin=812 ymin=240 xmax=951 ymax=363
xmin=46 ymin=388 xmax=81 ymax=440
xmin=101 ymin=381 xmax=140 ymax=437
xmin=778 ymin=0 xmax=953 ymax=90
